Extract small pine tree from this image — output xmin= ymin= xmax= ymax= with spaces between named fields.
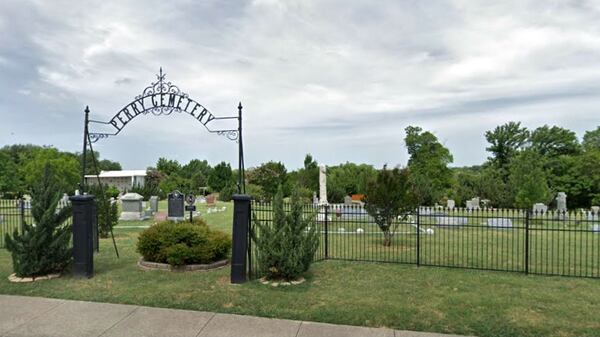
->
xmin=5 ymin=166 xmax=72 ymax=277
xmin=252 ymin=185 xmax=319 ymax=281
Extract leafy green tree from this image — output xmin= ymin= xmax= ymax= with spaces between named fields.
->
xmin=297 ymin=154 xmax=319 ymax=192
xmin=404 ymin=126 xmax=453 ymax=205
xmin=251 ymin=186 xmax=319 ymax=281
xmin=529 ymin=125 xmax=580 ymax=157
xmin=546 ymin=150 xmax=600 ymax=208
xmin=21 ymin=147 xmax=79 ymax=194
xmin=583 ymin=126 xmax=600 ymax=151
xmin=508 ymin=150 xmax=551 ymax=209
xmin=5 ymin=166 xmax=72 ymax=277
xmin=249 ymin=161 xmax=288 ymax=200
xmin=180 ymin=159 xmax=211 ymax=179
xmin=0 ymin=151 xmax=22 ymax=195
xmin=159 ymin=173 xmax=190 ymax=194
xmin=208 ymin=162 xmax=234 ymax=192
xmin=76 ymin=151 xmax=122 ymax=175
xmin=364 ymin=166 xmax=416 ymax=246
xmin=485 ymin=121 xmax=529 ymax=170
xmin=326 ymin=163 xmax=377 ymax=203
xmin=156 ymin=158 xmax=182 ymax=176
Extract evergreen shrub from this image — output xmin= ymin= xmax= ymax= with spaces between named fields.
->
xmin=136 ymin=219 xmax=230 ymax=266
xmin=252 ymin=186 xmax=319 ymax=281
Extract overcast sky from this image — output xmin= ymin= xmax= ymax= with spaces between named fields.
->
xmin=1 ymin=0 xmax=600 ymax=170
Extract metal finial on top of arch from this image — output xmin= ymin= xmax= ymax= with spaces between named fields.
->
xmin=80 ymin=68 xmax=246 ymax=194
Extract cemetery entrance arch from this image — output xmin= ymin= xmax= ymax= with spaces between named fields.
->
xmin=79 ymin=68 xmax=246 ymax=194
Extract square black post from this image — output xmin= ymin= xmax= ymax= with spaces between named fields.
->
xmin=231 ymin=194 xmax=251 ymax=284
xmin=70 ymin=195 xmax=96 ymax=278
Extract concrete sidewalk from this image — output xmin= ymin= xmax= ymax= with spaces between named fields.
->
xmin=0 ymin=295 xmax=468 ymax=337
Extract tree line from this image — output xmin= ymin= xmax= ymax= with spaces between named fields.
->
xmin=1 ymin=122 xmax=599 ymax=208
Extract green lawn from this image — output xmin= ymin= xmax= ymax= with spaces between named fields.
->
xmin=1 ymin=201 xmax=600 ymax=336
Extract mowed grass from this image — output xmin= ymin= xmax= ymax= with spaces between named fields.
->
xmin=0 ymin=201 xmax=599 ymax=336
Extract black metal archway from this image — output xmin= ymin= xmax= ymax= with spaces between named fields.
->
xmin=79 ymin=68 xmax=246 ymax=195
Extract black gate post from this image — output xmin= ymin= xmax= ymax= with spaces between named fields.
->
xmin=70 ymin=195 xmax=96 ymax=278
xmin=231 ymin=194 xmax=251 ymax=284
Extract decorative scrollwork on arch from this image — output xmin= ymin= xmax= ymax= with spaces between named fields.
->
xmin=135 ymin=67 xmax=188 ymax=101
xmin=88 ymin=133 xmax=112 ymax=144
xmin=216 ymin=130 xmax=239 ymax=142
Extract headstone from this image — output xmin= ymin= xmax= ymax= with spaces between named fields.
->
xmin=206 ymin=194 xmax=216 ymax=207
xmin=487 ymin=218 xmax=513 ymax=228
xmin=556 ymin=192 xmax=567 ymax=212
xmin=119 ymin=193 xmax=146 ymax=221
xmin=344 ymin=195 xmax=353 ymax=206
xmin=466 ymin=200 xmax=474 ymax=210
xmin=591 ymin=206 xmax=600 ymax=214
xmin=149 ymin=196 xmax=159 ymax=213
xmin=167 ymin=191 xmax=185 ymax=220
xmin=319 ymin=164 xmax=328 ymax=205
xmin=446 ymin=199 xmax=455 ymax=210
xmin=154 ymin=212 xmax=167 ymax=222
xmin=435 ymin=216 xmax=467 ymax=227
xmin=312 ymin=192 xmax=318 ymax=205
xmin=532 ymin=203 xmax=548 ymax=214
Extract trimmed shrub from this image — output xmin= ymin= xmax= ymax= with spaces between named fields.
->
xmin=136 ymin=219 xmax=231 ymax=266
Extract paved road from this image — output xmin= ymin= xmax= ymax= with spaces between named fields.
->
xmin=0 ymin=295 xmax=469 ymax=337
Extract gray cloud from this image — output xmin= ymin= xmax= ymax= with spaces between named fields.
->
xmin=0 ymin=0 xmax=599 ymax=170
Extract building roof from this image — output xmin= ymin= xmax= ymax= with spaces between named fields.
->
xmin=84 ymin=170 xmax=147 ymax=178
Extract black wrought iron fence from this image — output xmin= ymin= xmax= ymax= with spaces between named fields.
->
xmin=0 ymin=198 xmax=72 ymax=248
xmin=249 ymin=201 xmax=600 ymax=279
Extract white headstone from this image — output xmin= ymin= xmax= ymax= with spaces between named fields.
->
xmin=533 ymin=203 xmax=548 ymax=214
xmin=556 ymin=192 xmax=567 ymax=212
xmin=435 ymin=216 xmax=467 ymax=226
xmin=344 ymin=195 xmax=353 ymax=206
xmin=319 ymin=164 xmax=328 ymax=205
xmin=446 ymin=199 xmax=455 ymax=209
xmin=487 ymin=218 xmax=513 ymax=228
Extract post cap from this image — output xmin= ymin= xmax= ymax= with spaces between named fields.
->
xmin=69 ymin=195 xmax=95 ymax=202
xmin=232 ymin=194 xmax=251 ymax=201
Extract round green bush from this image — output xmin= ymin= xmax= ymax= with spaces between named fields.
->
xmin=136 ymin=219 xmax=231 ymax=266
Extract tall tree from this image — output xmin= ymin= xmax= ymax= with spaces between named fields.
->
xmin=529 ymin=125 xmax=580 ymax=157
xmin=249 ymin=161 xmax=288 ymax=199
xmin=508 ymin=150 xmax=551 ymax=209
xmin=404 ymin=126 xmax=453 ymax=205
xmin=208 ymin=162 xmax=234 ymax=193
xmin=582 ymin=126 xmax=600 ymax=151
xmin=485 ymin=121 xmax=529 ymax=170
xmin=156 ymin=158 xmax=181 ymax=176
xmin=296 ymin=154 xmax=319 ymax=192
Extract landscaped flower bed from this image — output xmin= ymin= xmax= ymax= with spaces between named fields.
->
xmin=136 ymin=218 xmax=230 ymax=270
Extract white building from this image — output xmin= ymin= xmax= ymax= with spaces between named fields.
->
xmin=84 ymin=170 xmax=147 ymax=192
